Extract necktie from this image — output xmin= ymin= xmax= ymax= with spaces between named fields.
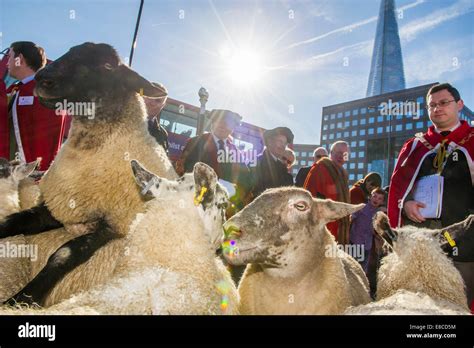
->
xmin=8 ymin=82 xmax=23 ymax=160
xmin=218 ymin=139 xmax=226 ymax=152
xmin=8 ymin=81 xmax=23 ymax=111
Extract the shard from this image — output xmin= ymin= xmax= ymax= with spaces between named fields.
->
xmin=366 ymin=0 xmax=406 ymax=97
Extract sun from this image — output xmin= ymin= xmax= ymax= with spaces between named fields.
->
xmin=221 ymin=47 xmax=264 ymax=87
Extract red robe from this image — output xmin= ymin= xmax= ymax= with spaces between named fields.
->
xmin=0 ymin=80 xmax=7 ymax=157
xmin=1 ymin=79 xmax=71 ymax=170
xmin=388 ymin=120 xmax=474 ymax=228
xmin=304 ymin=157 xmax=350 ymax=244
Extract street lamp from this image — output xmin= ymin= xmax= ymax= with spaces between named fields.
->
xmin=196 ymin=87 xmax=209 ymax=136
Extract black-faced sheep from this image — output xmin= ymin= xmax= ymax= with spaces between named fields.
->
xmin=345 ymin=213 xmax=472 ymax=315
xmin=0 ymin=42 xmax=176 ymax=305
xmin=222 ymin=187 xmax=370 ymax=314
xmin=2 ymin=161 xmax=238 ymax=314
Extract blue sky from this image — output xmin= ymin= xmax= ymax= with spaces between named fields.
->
xmin=1 ymin=0 xmax=473 ymax=144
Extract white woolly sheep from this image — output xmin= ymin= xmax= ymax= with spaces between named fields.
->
xmin=345 ymin=213 xmax=471 ymax=315
xmin=0 ymin=42 xmax=177 ymax=305
xmin=2 ymin=161 xmax=238 ymax=314
xmin=222 ymin=187 xmax=370 ymax=314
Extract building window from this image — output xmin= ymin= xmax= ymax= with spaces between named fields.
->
xmin=419 ymin=109 xmax=424 ymax=117
xmin=345 ymin=121 xmax=350 ymax=128
xmin=360 ymin=129 xmax=366 ymax=136
xmin=369 ymin=107 xmax=375 ymax=113
xmin=350 ymin=163 xmax=355 ymax=169
xmin=323 ymin=125 xmax=328 ymax=130
xmin=359 ymin=151 xmax=365 ymax=158
xmin=368 ymin=128 xmax=374 ymax=135
xmin=358 ymin=163 xmax=364 ymax=169
xmin=322 ymin=134 xmax=327 ymax=140
xmin=360 ymin=118 xmax=366 ymax=125
xmin=361 ymin=108 xmax=367 ymax=114
xmin=302 ymin=152 xmax=307 ymax=157
xmin=352 ymin=120 xmax=358 ymax=126
xmin=352 ymin=130 xmax=357 ymax=136
xmin=349 ymin=174 xmax=355 ymax=181
xmin=416 ymin=122 xmax=424 ymax=129
xmin=417 ymin=96 xmax=424 ymax=105
xmin=405 ymin=123 xmax=413 ymax=130
xmin=377 ymin=115 xmax=384 ymax=122
xmin=324 ymin=115 xmax=329 ymax=121
xmin=330 ymin=124 xmax=335 ymax=129
xmin=308 ymin=161 xmax=314 ymax=166
xmin=427 ymin=120 xmax=433 ymax=127
xmin=329 ymin=134 xmax=334 ymax=140
xmin=369 ymin=117 xmax=375 ymax=124
xmin=377 ymin=127 xmax=383 ymax=133
xmin=386 ymin=126 xmax=390 ymax=132
xmin=351 ymin=141 xmax=357 ymax=147
xmin=345 ymin=111 xmax=350 ymax=117
xmin=395 ymin=124 xmax=403 ymax=131
xmin=301 ymin=160 xmax=306 ymax=165
xmin=353 ymin=109 xmax=359 ymax=116
xmin=336 ymin=132 xmax=341 ymax=138
xmin=350 ymin=152 xmax=356 ymax=159
xmin=330 ymin=114 xmax=336 ymax=120
xmin=337 ymin=122 xmax=343 ymax=128
xmin=344 ymin=131 xmax=349 ymax=137
xmin=295 ymin=151 xmax=300 ymax=156
xmin=337 ymin=112 xmax=343 ymax=119
xmin=359 ymin=140 xmax=365 ymax=146
xmin=357 ymin=174 xmax=363 ymax=180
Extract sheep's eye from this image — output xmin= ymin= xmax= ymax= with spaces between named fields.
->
xmin=294 ymin=202 xmax=308 ymax=211
xmin=104 ymin=63 xmax=113 ymax=70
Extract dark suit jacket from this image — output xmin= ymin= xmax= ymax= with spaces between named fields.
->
xmin=295 ymin=166 xmax=311 ymax=187
xmin=180 ymin=133 xmax=252 ymax=191
xmin=252 ymin=149 xmax=294 ymax=198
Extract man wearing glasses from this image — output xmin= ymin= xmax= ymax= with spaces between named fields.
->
xmin=387 ymin=83 xmax=473 ymax=309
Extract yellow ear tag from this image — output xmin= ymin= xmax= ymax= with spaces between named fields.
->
xmin=194 ymin=186 xmax=208 ymax=206
xmin=443 ymin=231 xmax=456 ymax=247
xmin=139 ymin=88 xmax=144 ymax=96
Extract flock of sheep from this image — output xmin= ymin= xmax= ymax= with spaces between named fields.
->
xmin=0 ymin=42 xmax=471 ymax=315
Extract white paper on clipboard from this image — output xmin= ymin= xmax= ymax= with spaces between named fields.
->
xmin=412 ymin=174 xmax=444 ymax=219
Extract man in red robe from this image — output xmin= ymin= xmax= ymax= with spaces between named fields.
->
xmin=388 ymin=83 xmax=474 ymax=311
xmin=1 ymin=41 xmax=70 ymax=170
xmin=304 ymin=141 xmax=351 ymax=245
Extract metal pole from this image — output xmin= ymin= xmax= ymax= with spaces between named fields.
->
xmin=129 ymin=0 xmax=145 ymax=67
xmin=197 ymin=87 xmax=209 ymax=136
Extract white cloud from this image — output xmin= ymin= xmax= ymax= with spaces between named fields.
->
xmin=400 ymin=0 xmax=474 ymax=42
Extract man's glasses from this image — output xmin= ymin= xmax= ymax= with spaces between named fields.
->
xmin=428 ymin=99 xmax=456 ymax=110
xmin=0 ymin=48 xmax=10 ymax=57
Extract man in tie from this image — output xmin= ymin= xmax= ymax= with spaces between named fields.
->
xmin=0 ymin=41 xmax=70 ymax=170
xmin=178 ymin=109 xmax=252 ymax=210
xmin=387 ymin=83 xmax=474 ymax=309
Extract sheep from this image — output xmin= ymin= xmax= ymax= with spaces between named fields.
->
xmin=0 ymin=42 xmax=177 ymax=305
xmin=0 ymin=158 xmax=39 ymax=220
xmin=221 ymin=187 xmax=370 ymax=314
xmin=2 ymin=161 xmax=238 ymax=314
xmin=344 ymin=213 xmax=471 ymax=315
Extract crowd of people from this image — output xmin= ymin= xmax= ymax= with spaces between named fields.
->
xmin=0 ymin=41 xmax=472 ymax=309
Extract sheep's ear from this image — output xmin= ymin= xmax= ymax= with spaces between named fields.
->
xmin=193 ymin=162 xmax=217 ymax=204
xmin=438 ymin=215 xmax=474 ymax=259
xmin=313 ymin=199 xmax=363 ymax=223
xmin=117 ymin=64 xmax=168 ymax=98
xmin=130 ymin=159 xmax=158 ymax=198
xmin=11 ymin=159 xmax=40 ymax=182
xmin=373 ymin=212 xmax=398 ymax=246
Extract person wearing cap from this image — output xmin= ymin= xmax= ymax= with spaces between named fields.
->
xmin=251 ymin=126 xmax=294 ymax=198
xmin=177 ymin=109 xmax=252 ymax=210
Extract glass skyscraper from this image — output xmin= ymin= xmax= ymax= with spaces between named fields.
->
xmin=366 ymin=0 xmax=406 ymax=97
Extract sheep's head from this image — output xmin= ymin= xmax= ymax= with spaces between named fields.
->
xmin=35 ymin=42 xmax=167 ymax=117
xmin=0 ymin=158 xmax=40 ymax=189
xmin=131 ymin=160 xmax=229 ymax=249
xmin=373 ymin=212 xmax=471 ymax=305
xmin=222 ymin=187 xmax=363 ymax=269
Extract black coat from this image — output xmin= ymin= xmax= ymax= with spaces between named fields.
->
xmin=252 ymin=149 xmax=294 ymax=198
xmin=295 ymin=166 xmax=311 ymax=187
